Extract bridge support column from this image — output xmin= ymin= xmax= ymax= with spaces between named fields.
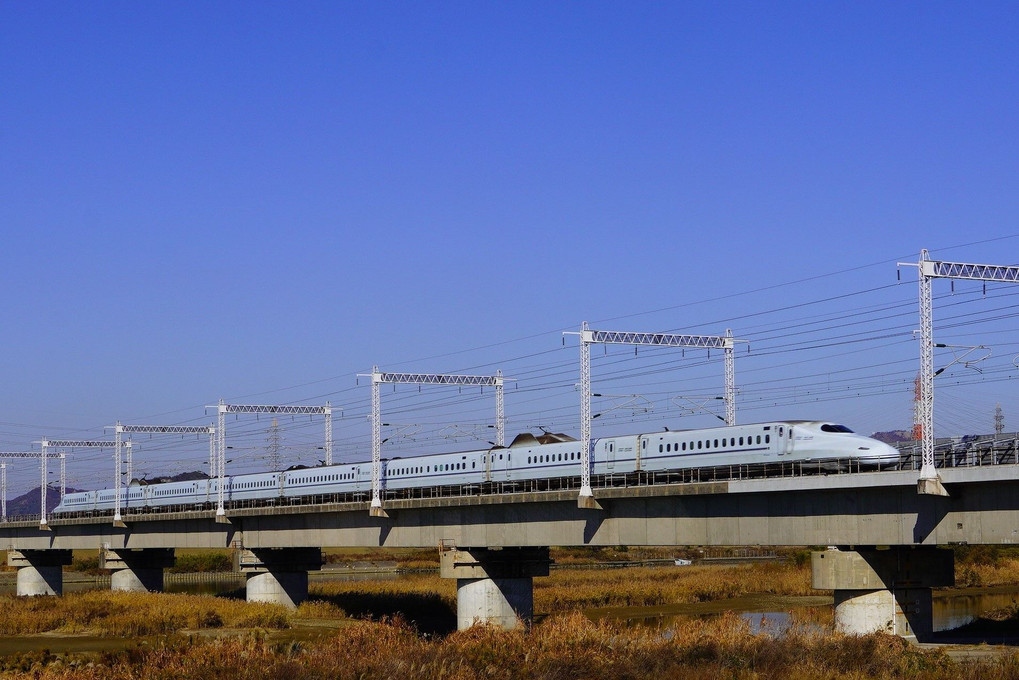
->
xmin=7 ymin=549 xmax=73 ymax=596
xmin=235 ymin=548 xmax=322 ymax=609
xmin=440 ymin=546 xmax=550 ymax=630
xmin=812 ymin=548 xmax=954 ymax=641
xmin=100 ymin=548 xmax=175 ymax=592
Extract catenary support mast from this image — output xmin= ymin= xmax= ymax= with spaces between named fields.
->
xmin=566 ymin=323 xmax=744 ymax=508
xmin=900 ymin=250 xmax=1019 ymax=496
xmin=0 ymin=453 xmax=62 ymax=524
xmin=36 ymin=440 xmax=112 ymax=527
xmin=362 ymin=368 xmax=511 ymax=516
xmin=209 ymin=402 xmax=336 ymax=519
xmin=113 ymin=424 xmax=217 ymax=516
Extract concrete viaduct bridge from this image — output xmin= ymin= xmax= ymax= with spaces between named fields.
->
xmin=3 ymin=463 xmax=1019 ymax=640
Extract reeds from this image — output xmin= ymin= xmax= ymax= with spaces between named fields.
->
xmin=2 ymin=611 xmax=993 ymax=680
xmin=307 ymin=561 xmax=815 ymax=616
xmin=0 ymin=590 xmax=290 ymax=636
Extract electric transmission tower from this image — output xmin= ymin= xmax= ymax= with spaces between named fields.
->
xmin=266 ymin=418 xmax=282 ymax=471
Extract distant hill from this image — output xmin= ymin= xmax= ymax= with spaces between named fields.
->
xmin=4 ymin=470 xmax=207 ymax=519
xmin=871 ymin=430 xmax=913 ymax=444
xmin=7 ymin=486 xmax=84 ymax=518
xmin=136 ymin=470 xmax=208 ymax=484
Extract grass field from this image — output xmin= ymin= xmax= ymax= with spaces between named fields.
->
xmin=1 ymin=553 xmax=1018 ymax=677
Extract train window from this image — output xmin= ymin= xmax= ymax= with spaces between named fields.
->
xmin=659 ymin=444 xmax=663 ymax=453
xmin=714 ymin=439 xmax=719 ymax=447
xmin=821 ymin=424 xmax=854 ymax=433
xmin=681 ymin=442 xmax=686 ymax=450
xmin=779 ymin=427 xmax=784 ymax=437
xmin=667 ymin=443 xmax=672 ymax=452
xmin=739 ymin=437 xmax=744 ymax=445
xmin=756 ymin=435 xmax=762 ymax=444
xmin=500 ymin=454 xmax=504 ymax=460
xmin=472 ymin=462 xmax=476 ymax=469
xmin=698 ymin=441 xmax=703 ymax=450
xmin=765 ymin=435 xmax=770 ymax=444
xmin=527 ymin=457 xmax=531 ymax=464
xmin=609 ymin=443 xmax=614 ymax=453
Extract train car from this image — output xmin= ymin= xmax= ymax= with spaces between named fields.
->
xmin=52 ymin=421 xmax=898 ymax=515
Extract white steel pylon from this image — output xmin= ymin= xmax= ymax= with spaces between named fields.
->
xmin=113 ymin=423 xmax=217 ymax=515
xmin=362 ymin=367 xmax=511 ymax=516
xmin=209 ymin=401 xmax=338 ymax=520
xmin=567 ymin=322 xmax=745 ymax=508
xmin=35 ymin=440 xmax=112 ymax=527
xmin=0 ymin=453 xmax=64 ymax=524
xmin=900 ymin=249 xmax=1019 ymax=496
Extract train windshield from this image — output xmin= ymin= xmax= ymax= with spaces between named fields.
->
xmin=820 ymin=424 xmax=854 ymax=433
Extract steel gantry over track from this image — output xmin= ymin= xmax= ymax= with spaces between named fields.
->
xmin=34 ymin=440 xmax=115 ymax=527
xmin=900 ymin=249 xmax=1019 ymax=496
xmin=0 ymin=452 xmax=64 ymax=524
xmin=208 ymin=401 xmax=336 ymax=520
xmin=111 ymin=423 xmax=215 ymax=523
xmin=361 ymin=368 xmax=511 ymax=517
xmin=565 ymin=323 xmax=744 ymax=507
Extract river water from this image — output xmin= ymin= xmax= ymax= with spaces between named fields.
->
xmin=587 ymin=588 xmax=1019 ymax=634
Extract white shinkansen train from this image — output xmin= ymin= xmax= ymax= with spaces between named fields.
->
xmin=53 ymin=420 xmax=899 ymax=515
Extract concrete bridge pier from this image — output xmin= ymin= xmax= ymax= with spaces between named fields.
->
xmin=7 ymin=549 xmax=73 ymax=596
xmin=235 ymin=547 xmax=322 ymax=609
xmin=101 ymin=547 xmax=175 ymax=592
xmin=812 ymin=548 xmax=955 ymax=641
xmin=440 ymin=546 xmax=550 ymax=630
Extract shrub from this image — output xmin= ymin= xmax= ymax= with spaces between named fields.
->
xmin=168 ymin=551 xmax=233 ymax=573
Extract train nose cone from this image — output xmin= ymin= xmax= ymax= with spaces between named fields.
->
xmin=875 ymin=441 xmax=900 ymax=465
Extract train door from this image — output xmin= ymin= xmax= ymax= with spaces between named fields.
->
xmin=782 ymin=425 xmax=794 ymax=456
xmin=606 ymin=441 xmax=616 ymax=471
xmin=484 ymin=450 xmax=493 ymax=482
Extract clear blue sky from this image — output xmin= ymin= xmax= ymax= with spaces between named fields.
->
xmin=2 ymin=2 xmax=1018 ymax=493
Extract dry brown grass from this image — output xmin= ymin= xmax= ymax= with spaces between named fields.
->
xmin=308 ymin=561 xmax=816 ymax=618
xmin=0 ymin=611 xmax=990 ymax=680
xmin=957 ymin=557 xmax=1019 ymax=588
xmin=2 ymin=560 xmax=1019 ymax=678
xmin=537 ymin=562 xmax=814 ymax=610
xmin=0 ymin=590 xmax=291 ymax=636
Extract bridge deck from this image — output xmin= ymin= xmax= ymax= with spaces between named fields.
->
xmin=1 ymin=465 xmax=1017 ymax=551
